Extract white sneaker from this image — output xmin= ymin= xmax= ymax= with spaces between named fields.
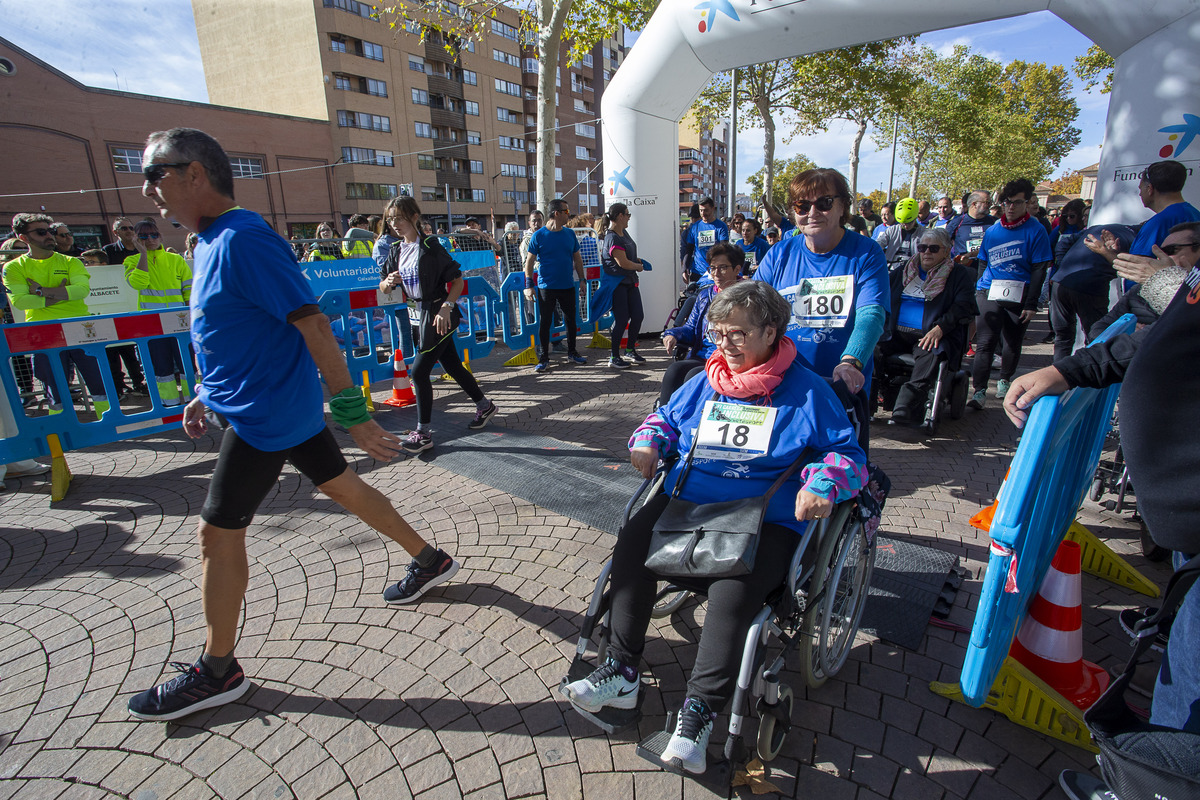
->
xmin=661 ymin=696 xmax=715 ymax=774
xmin=563 ymin=658 xmax=639 ymax=712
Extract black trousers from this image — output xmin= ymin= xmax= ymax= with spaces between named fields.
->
xmin=610 ymin=283 xmax=644 ymax=357
xmin=972 ymin=291 xmax=1029 ymax=391
xmin=410 ymin=332 xmax=484 ymax=426
xmin=607 ymin=492 xmax=795 ymax=713
xmin=657 ymin=358 xmax=705 ymax=407
xmin=106 ymin=344 xmax=145 ymax=390
xmin=537 ymin=288 xmax=578 ymax=360
xmin=879 ymin=331 xmax=941 ymax=415
xmin=1049 ymin=283 xmax=1109 ymax=363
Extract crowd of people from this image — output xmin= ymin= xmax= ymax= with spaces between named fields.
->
xmin=3 ymin=128 xmax=1199 ymax=778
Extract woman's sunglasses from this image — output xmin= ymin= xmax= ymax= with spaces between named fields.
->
xmin=916 ymin=244 xmax=942 ymax=254
xmin=792 ymin=196 xmax=837 ymax=215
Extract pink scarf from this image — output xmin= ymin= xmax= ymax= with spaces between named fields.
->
xmin=705 ymin=336 xmax=797 ymax=400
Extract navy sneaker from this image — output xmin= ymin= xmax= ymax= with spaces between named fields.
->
xmin=128 ymin=657 xmax=249 ymax=721
xmin=625 ymin=349 xmax=646 ymax=364
xmin=608 ymin=356 xmax=630 ymax=369
xmin=384 ymin=549 xmax=461 ymax=604
xmin=533 ymin=361 xmax=548 ymax=374
xmin=567 ymin=352 xmax=588 ymax=365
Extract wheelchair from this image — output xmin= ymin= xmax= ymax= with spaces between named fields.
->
xmin=872 ymin=337 xmax=969 ymax=435
xmin=560 ymin=460 xmax=887 ymax=789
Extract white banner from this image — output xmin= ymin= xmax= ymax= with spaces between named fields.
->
xmin=85 ymin=265 xmax=139 ymax=316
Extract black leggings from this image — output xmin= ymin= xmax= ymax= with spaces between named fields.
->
xmin=410 ymin=332 xmax=484 ymax=425
xmin=537 ymin=288 xmax=578 ymax=359
xmin=610 ymin=283 xmax=644 ymax=356
xmin=606 ymin=492 xmax=795 ymax=712
xmin=972 ymin=291 xmax=1029 ymax=391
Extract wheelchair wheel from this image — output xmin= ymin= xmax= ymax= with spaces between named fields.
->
xmin=817 ymin=518 xmax=875 ymax=678
xmin=948 ymin=371 xmax=968 ymax=420
xmin=800 ymin=503 xmax=855 ymax=687
xmin=1089 ymin=474 xmax=1105 ymax=502
xmin=650 ymin=582 xmax=692 ymax=619
xmin=755 ymin=684 xmax=794 ymax=763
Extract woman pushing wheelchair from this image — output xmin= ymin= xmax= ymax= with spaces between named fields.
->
xmin=563 ymin=281 xmax=868 ymax=774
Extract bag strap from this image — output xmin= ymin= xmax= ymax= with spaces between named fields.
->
xmin=670 ymin=391 xmax=809 ymax=501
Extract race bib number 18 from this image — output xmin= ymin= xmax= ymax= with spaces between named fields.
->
xmin=788 ymin=275 xmax=855 ymax=329
xmin=694 ymin=401 xmax=778 ymax=462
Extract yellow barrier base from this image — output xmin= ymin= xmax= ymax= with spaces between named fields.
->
xmin=930 ymin=657 xmax=1097 ymax=753
xmin=586 ymin=331 xmax=612 ymax=350
xmin=47 ymin=433 xmax=72 ymax=503
xmin=1065 ymin=520 xmax=1160 ymax=599
xmin=504 ymin=346 xmax=540 ymax=367
xmin=361 ymin=370 xmax=375 ymax=413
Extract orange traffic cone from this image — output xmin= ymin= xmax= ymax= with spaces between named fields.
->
xmin=381 ymin=349 xmax=416 ymax=408
xmin=1008 ymin=540 xmax=1109 ymax=709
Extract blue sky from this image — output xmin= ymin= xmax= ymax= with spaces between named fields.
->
xmin=5 ymin=3 xmax=1107 ymax=200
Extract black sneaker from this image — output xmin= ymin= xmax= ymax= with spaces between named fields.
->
xmin=1119 ymin=607 xmax=1171 ymax=653
xmin=609 ymin=356 xmax=630 ymax=369
xmin=128 ymin=657 xmax=249 ymax=721
xmin=625 ymin=349 xmax=646 ymax=364
xmin=128 ymin=384 xmax=150 ymax=398
xmin=468 ymin=401 xmax=498 ymax=430
xmin=384 ymin=549 xmax=461 ymax=604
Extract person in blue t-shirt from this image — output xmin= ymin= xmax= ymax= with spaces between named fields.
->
xmin=125 ymin=128 xmax=460 ymax=725
xmin=680 ymin=197 xmax=729 ymax=286
xmin=969 ymin=178 xmax=1052 ymax=409
xmin=1084 ymin=160 xmax=1200 ymax=290
xmin=523 ymin=198 xmax=587 ymax=372
xmin=738 ymin=218 xmax=770 ymax=274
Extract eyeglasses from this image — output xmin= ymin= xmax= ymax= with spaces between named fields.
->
xmin=916 ymin=244 xmax=942 ymax=254
xmin=117 ymin=225 xmax=134 ymax=232
xmin=705 ymin=327 xmax=755 ymax=346
xmin=27 ymin=228 xmax=53 ymax=237
xmin=1161 ymin=242 xmax=1200 ymax=256
xmin=937 ymin=205 xmax=952 ymax=211
xmin=54 ymin=229 xmax=71 ymax=236
xmin=1001 ymin=198 xmax=1028 ymax=207
xmin=142 ymin=161 xmax=191 ymax=184
xmin=709 ymin=262 xmax=738 ymax=272
xmin=137 ymin=233 xmax=161 ymax=240
xmin=792 ymin=196 xmax=837 ymax=215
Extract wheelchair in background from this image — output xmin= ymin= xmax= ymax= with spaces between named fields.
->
xmin=873 ymin=351 xmax=969 ymax=434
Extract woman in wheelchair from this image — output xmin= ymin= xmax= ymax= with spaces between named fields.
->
xmin=658 ymin=242 xmax=745 ymax=406
xmin=878 ymin=226 xmax=977 ymax=424
xmin=564 ymin=282 xmax=867 ymax=774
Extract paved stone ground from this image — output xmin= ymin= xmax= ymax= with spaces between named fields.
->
xmin=0 ymin=330 xmax=1172 ymax=800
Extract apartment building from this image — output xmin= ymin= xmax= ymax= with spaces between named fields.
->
xmin=678 ymin=111 xmax=730 ymax=220
xmin=191 ymin=0 xmax=624 ymax=229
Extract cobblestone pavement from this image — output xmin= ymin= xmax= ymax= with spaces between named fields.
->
xmin=0 ymin=333 xmax=1170 ymax=799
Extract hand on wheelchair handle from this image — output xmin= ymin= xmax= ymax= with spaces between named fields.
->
xmin=630 ymin=446 xmax=659 ymax=479
xmin=832 ymin=362 xmax=865 ymax=395
xmin=796 ymin=489 xmax=833 ymax=521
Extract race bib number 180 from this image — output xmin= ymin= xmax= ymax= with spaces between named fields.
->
xmin=694 ymin=401 xmax=778 ymax=461
xmin=788 ymin=275 xmax=855 ymax=329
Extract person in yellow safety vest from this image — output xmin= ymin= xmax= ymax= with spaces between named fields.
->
xmin=1 ymin=213 xmax=109 ymax=418
xmin=124 ymin=219 xmax=193 ymax=407
xmin=342 ymin=214 xmax=374 ymax=259
xmin=305 ymin=221 xmax=342 ymax=261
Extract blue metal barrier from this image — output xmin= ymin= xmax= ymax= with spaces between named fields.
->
xmin=958 ymin=313 xmax=1136 ymax=706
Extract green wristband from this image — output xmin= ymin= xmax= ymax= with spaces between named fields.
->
xmin=329 ymin=386 xmax=371 ymax=428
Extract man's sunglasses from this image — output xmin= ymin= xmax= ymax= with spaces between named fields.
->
xmin=792 ymin=195 xmax=837 ymax=215
xmin=1161 ymin=241 xmax=1200 ymax=256
xmin=27 ymin=228 xmax=53 ymax=237
xmin=143 ymin=161 xmax=191 ymax=184
xmin=137 ymin=233 xmax=161 ymax=240
xmin=916 ymin=244 xmax=942 ymax=254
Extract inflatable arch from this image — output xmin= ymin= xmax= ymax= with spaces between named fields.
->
xmin=601 ymin=0 xmax=1200 ymax=325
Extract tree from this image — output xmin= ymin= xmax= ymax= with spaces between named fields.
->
xmin=745 ymin=155 xmax=817 ymax=209
xmin=383 ymin=0 xmax=656 ymax=216
xmin=1073 ymin=44 xmax=1114 ymax=94
xmin=1047 ymin=169 xmax=1082 ymax=196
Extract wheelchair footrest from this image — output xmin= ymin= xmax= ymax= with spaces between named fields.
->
xmin=635 ymin=719 xmax=733 ymax=789
xmin=559 ymin=658 xmax=643 ymax=734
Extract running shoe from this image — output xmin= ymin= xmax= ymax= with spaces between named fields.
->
xmin=967 ymin=390 xmax=987 ymax=410
xmin=567 ymin=352 xmax=588 ymax=365
xmin=468 ymin=401 xmax=498 ymax=430
xmin=609 ymin=356 xmax=630 ymax=369
xmin=1119 ymin=607 xmax=1171 ymax=653
xmin=401 ymin=430 xmax=433 ymax=454
xmin=996 ymin=379 xmax=1011 ymax=400
xmin=383 ymin=549 xmax=460 ymax=604
xmin=533 ymin=361 xmax=548 ymax=374
xmin=661 ymin=696 xmax=715 ymax=774
xmin=563 ymin=657 xmax=639 ymax=712
xmin=128 ymin=657 xmax=249 ymax=721
xmin=625 ymin=349 xmax=646 ymax=364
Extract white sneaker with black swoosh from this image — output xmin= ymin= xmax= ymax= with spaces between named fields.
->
xmin=563 ymin=657 xmax=639 ymax=712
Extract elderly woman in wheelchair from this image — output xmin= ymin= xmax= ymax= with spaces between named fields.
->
xmin=877 ymin=226 xmax=977 ymax=427
xmin=562 ymin=282 xmax=872 ymax=777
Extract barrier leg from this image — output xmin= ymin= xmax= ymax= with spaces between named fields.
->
xmin=505 ymin=333 xmax=540 ymax=367
xmin=1064 ymin=520 xmax=1160 ymax=599
xmin=361 ymin=370 xmax=375 ymax=413
xmin=47 ymin=433 xmax=72 ymax=502
xmin=587 ymin=330 xmax=613 ymax=350
xmin=930 ymin=657 xmax=1098 ymax=753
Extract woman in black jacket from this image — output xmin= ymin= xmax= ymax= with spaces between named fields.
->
xmin=880 ymin=226 xmax=978 ymax=423
xmin=379 ymin=197 xmax=497 ymax=454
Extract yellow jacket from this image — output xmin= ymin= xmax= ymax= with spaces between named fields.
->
xmin=2 ymin=251 xmax=91 ymax=321
xmin=123 ymin=249 xmax=193 ymax=310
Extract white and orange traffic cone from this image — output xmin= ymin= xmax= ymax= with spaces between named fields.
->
xmin=1008 ymin=540 xmax=1109 ymax=710
xmin=381 ymin=349 xmax=416 ymax=408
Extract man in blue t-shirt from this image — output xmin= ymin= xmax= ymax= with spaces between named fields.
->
xmin=680 ymin=197 xmax=729 ymax=286
xmin=523 ymin=198 xmax=586 ymax=371
xmin=1085 ymin=160 xmax=1200 ymax=287
xmin=125 ymin=127 xmax=460 ymax=724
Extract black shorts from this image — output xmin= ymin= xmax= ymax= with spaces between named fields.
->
xmin=200 ymin=425 xmax=348 ymax=529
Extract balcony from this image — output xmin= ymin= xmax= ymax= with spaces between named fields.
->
xmin=430 ymin=108 xmax=466 ymax=129
xmin=424 ymin=41 xmax=456 ymax=63
xmin=432 ymin=139 xmax=468 ymax=159
xmin=435 ymin=170 xmax=472 ymax=190
xmin=427 ymin=75 xmax=463 ymax=97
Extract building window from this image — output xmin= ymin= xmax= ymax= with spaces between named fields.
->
xmin=337 ymin=110 xmax=390 ymax=131
xmin=335 ymin=74 xmax=353 ymax=91
xmin=492 ymin=49 xmax=519 ymax=68
xmin=409 ymin=54 xmax=428 ymax=73
xmin=498 ymin=136 xmax=523 ymax=150
xmin=603 ymin=70 xmax=611 ymax=82
xmin=366 ymin=78 xmax=387 ymax=97
xmin=524 ymin=58 xmax=538 ymax=74
xmin=582 ymin=53 xmax=593 ymax=67
xmin=573 ymin=98 xmax=585 ymax=112
xmin=491 ymin=19 xmax=518 ymax=40
xmin=500 ymin=163 xmax=527 ymax=178
xmin=576 ymin=146 xmax=591 ymax=160
xmin=415 ymin=121 xmax=433 ymax=138
xmin=462 ymin=69 xmax=477 ymax=85
xmin=469 ymin=160 xmax=483 ymax=173
xmin=362 ymin=41 xmax=384 ymax=61
xmin=346 ymin=182 xmax=398 ymax=200
xmin=464 ymin=100 xmax=479 ymax=116
xmin=555 ymin=167 xmax=562 ymax=181
xmin=421 ymin=186 xmax=446 ymax=202
xmin=418 ymin=154 xmax=437 ymax=170
xmin=576 ymin=169 xmax=588 ymax=182
xmin=467 ymin=130 xmax=482 ymax=145
xmin=330 ymin=37 xmax=347 ymax=54
xmin=575 ymin=123 xmax=595 ymax=138
xmin=497 ymin=108 xmax=521 ymax=124
xmin=494 ymin=78 xmax=521 ymax=96
xmin=473 ymin=189 xmax=486 ymax=202
xmin=323 ymin=0 xmax=377 ymax=20
xmin=411 ymin=88 xmax=429 ymax=105
xmin=463 ymin=39 xmax=474 ymax=53
xmin=111 ymin=146 xmax=143 ymax=173
xmin=343 ymin=147 xmax=393 ymax=167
